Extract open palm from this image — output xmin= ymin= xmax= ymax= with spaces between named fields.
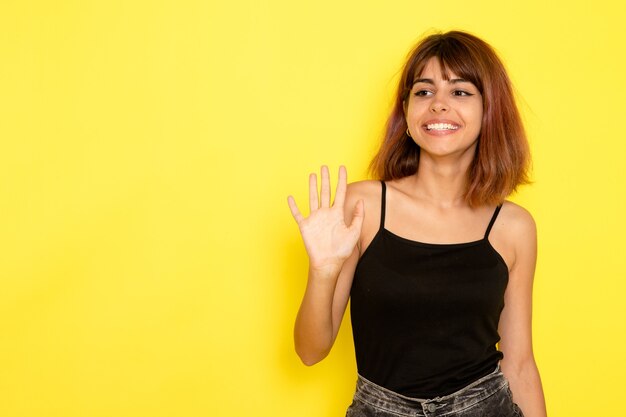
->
xmin=288 ymin=166 xmax=364 ymax=272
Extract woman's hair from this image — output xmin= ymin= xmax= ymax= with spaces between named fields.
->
xmin=369 ymin=30 xmax=530 ymax=206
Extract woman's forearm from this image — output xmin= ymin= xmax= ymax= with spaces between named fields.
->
xmin=502 ymin=358 xmax=547 ymax=417
xmin=294 ymin=265 xmax=341 ymax=365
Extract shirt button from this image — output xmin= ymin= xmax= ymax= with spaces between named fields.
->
xmin=427 ymin=403 xmax=437 ymax=412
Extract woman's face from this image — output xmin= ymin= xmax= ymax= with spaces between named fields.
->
xmin=405 ymin=58 xmax=483 ymax=162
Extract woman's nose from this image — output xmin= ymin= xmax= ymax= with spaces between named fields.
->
xmin=430 ymin=94 xmax=449 ymax=112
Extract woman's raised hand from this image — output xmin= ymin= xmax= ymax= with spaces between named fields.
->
xmin=288 ymin=166 xmax=364 ymax=274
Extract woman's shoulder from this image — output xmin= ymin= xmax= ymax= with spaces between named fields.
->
xmin=497 ymin=201 xmax=537 ymax=260
xmin=344 ymin=180 xmax=383 ymax=219
xmin=499 ymin=200 xmax=536 ymax=236
xmin=346 ymin=179 xmax=382 ymax=197
xmin=490 ymin=201 xmax=537 ymax=271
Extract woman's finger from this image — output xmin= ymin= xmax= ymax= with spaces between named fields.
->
xmin=320 ymin=165 xmax=331 ymax=207
xmin=348 ymin=199 xmax=365 ymax=233
xmin=309 ymin=173 xmax=318 ymax=213
xmin=287 ymin=196 xmax=304 ymax=224
xmin=334 ymin=165 xmax=347 ymax=208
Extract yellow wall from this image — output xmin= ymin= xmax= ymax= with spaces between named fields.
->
xmin=1 ymin=1 xmax=625 ymax=416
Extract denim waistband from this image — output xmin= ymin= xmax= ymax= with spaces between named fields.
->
xmin=353 ymin=364 xmax=509 ymax=417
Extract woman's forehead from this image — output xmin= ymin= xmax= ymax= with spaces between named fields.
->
xmin=414 ymin=58 xmax=459 ymax=81
xmin=412 ymin=56 xmax=482 ymax=89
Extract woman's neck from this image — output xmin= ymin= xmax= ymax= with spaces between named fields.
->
xmin=404 ymin=155 xmax=472 ymax=209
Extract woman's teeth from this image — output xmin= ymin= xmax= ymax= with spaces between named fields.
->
xmin=426 ymin=123 xmax=459 ymax=131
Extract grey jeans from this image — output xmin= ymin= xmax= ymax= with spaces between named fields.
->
xmin=346 ymin=365 xmax=524 ymax=417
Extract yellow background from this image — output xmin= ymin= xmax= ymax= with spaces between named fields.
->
xmin=1 ymin=1 xmax=625 ymax=416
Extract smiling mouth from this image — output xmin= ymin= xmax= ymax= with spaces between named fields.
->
xmin=426 ymin=123 xmax=459 ymax=131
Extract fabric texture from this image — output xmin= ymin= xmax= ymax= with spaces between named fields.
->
xmin=346 ymin=364 xmax=524 ymax=417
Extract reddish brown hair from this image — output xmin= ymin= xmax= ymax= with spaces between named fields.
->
xmin=369 ymin=31 xmax=530 ymax=206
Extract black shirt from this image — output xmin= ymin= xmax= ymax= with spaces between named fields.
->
xmin=350 ymin=181 xmax=508 ymax=397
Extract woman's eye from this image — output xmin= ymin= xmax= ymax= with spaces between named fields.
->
xmin=414 ymin=90 xmax=432 ymax=97
xmin=453 ymin=90 xmax=473 ymax=96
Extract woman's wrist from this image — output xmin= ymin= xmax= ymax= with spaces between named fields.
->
xmin=308 ymin=261 xmax=343 ymax=282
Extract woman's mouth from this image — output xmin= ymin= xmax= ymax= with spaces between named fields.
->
xmin=425 ymin=123 xmax=459 ymax=131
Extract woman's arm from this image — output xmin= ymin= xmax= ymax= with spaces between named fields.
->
xmin=497 ymin=204 xmax=547 ymax=416
xmin=288 ymin=166 xmax=364 ymax=365
xmin=293 ymin=246 xmax=359 ymax=365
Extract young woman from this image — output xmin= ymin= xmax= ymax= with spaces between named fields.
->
xmin=287 ymin=31 xmax=547 ymax=417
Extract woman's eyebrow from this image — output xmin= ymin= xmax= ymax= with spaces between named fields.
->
xmin=413 ymin=78 xmax=434 ymax=85
xmin=412 ymin=78 xmax=471 ymax=85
